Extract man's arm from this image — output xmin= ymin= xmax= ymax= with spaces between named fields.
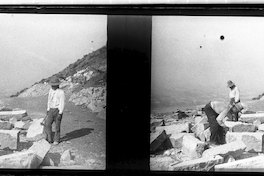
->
xmin=216 ymin=105 xmax=232 ymax=127
xmin=58 ymin=90 xmax=65 ymax=114
xmin=235 ymin=88 xmax=240 ymax=103
xmin=47 ymin=89 xmax=51 ymax=112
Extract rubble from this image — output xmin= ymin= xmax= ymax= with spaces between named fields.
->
xmin=0 ymin=130 xmax=20 ymax=150
xmin=169 ymin=155 xmax=224 ymax=171
xmin=214 ymin=155 xmax=264 ymax=172
xmin=202 ymin=141 xmax=246 ymax=159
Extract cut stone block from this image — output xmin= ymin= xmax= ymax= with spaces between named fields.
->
xmin=240 ymin=113 xmax=264 ymax=123
xmin=202 ymin=141 xmax=246 ymax=159
xmin=194 ymin=116 xmax=208 ymax=124
xmin=215 ymin=155 xmax=264 ymax=172
xmin=0 ymin=150 xmax=39 ymax=168
xmin=169 ymin=133 xmax=194 ymax=149
xmin=150 ymin=130 xmax=169 ymax=153
xmin=191 ymin=122 xmax=210 ymax=141
xmin=224 ymin=121 xmax=243 ymax=129
xmin=40 ymin=154 xmax=55 ymax=167
xmin=182 ymin=134 xmax=206 ymax=159
xmin=156 ymin=123 xmax=191 ymax=135
xmin=0 ymin=122 xmax=13 ymax=130
xmin=14 ymin=121 xmax=25 ymax=129
xmin=60 ymin=149 xmax=74 ymax=166
xmin=232 ymin=124 xmax=257 ymax=132
xmin=0 ymin=110 xmax=27 ymax=116
xmin=28 ymin=139 xmax=51 ymax=165
xmin=257 ymin=124 xmax=264 ymax=131
xmin=226 ymin=132 xmax=264 ymax=152
xmin=0 ymin=130 xmax=20 ymax=150
xmin=253 ymin=120 xmax=262 ymax=127
xmin=26 ymin=118 xmax=44 ymax=138
xmin=169 ymin=155 xmax=224 ymax=171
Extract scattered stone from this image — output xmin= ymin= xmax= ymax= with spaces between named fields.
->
xmin=169 ymin=133 xmax=195 ymax=149
xmin=182 ymin=134 xmax=207 ymax=159
xmin=150 ymin=130 xmax=169 ymax=153
xmin=240 ymin=113 xmax=264 ymax=123
xmin=28 ymin=139 xmax=51 ymax=166
xmin=21 ymin=116 xmax=32 ymax=122
xmin=224 ymin=155 xmax=235 ymax=163
xmin=202 ymin=141 xmax=246 ymax=159
xmin=156 ymin=123 xmax=192 ymax=135
xmin=26 ymin=118 xmax=44 ymax=138
xmin=14 ymin=121 xmax=25 ymax=129
xmin=226 ymin=132 xmax=264 ymax=152
xmin=253 ymin=120 xmax=262 ymax=127
xmin=0 ymin=122 xmax=13 ymax=130
xmin=214 ymin=155 xmax=264 ymax=171
xmin=232 ymin=124 xmax=257 ymax=132
xmin=0 ymin=110 xmax=27 ymax=116
xmin=0 ymin=130 xmax=20 ymax=150
xmin=194 ymin=116 xmax=208 ymax=124
xmin=22 ymin=120 xmax=31 ymax=130
xmin=224 ymin=121 xmax=243 ymax=130
xmin=0 ymin=150 xmax=39 ymax=168
xmin=59 ymin=149 xmax=75 ymax=166
xmin=150 ymin=155 xmax=177 ymax=170
xmin=41 ymin=153 xmax=55 ymax=166
xmin=169 ymin=155 xmax=224 ymax=171
xmin=191 ymin=122 xmax=210 ymax=141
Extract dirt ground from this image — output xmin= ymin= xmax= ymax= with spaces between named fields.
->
xmin=2 ymin=95 xmax=105 ymax=169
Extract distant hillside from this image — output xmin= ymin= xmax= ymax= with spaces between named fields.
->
xmin=10 ymin=46 xmax=106 ymax=113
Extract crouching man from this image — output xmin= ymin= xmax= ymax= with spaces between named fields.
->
xmin=45 ymin=76 xmax=65 ymax=145
xmin=203 ymin=101 xmax=234 ymax=146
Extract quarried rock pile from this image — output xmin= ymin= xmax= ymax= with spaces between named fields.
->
xmin=150 ymin=109 xmax=264 ymax=171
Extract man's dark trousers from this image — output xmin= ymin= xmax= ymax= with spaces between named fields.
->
xmin=44 ymin=108 xmax=62 ymax=143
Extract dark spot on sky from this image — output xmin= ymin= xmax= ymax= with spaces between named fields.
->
xmin=200 ymin=46 xmax=202 ymax=48
xmin=220 ymin=35 xmax=225 ymax=40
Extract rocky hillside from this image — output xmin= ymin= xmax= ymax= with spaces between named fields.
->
xmin=10 ymin=46 xmax=106 ymax=113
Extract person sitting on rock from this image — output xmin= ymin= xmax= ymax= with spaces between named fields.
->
xmin=203 ymin=101 xmax=233 ymax=146
xmin=44 ymin=76 xmax=65 ymax=145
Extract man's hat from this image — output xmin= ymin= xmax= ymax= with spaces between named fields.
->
xmin=227 ymin=80 xmax=235 ymax=88
xmin=49 ymin=76 xmax=60 ymax=86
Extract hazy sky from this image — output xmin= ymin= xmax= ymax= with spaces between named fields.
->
xmin=152 ymin=16 xmax=264 ymax=109
xmin=0 ymin=14 xmax=106 ymax=96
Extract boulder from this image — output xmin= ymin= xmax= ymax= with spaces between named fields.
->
xmin=0 ymin=130 xmax=20 ymax=150
xmin=59 ymin=149 xmax=75 ymax=166
xmin=169 ymin=155 xmax=224 ymax=171
xmin=26 ymin=118 xmax=44 ymax=139
xmin=232 ymin=124 xmax=257 ymax=132
xmin=169 ymin=133 xmax=194 ymax=149
xmin=0 ymin=122 xmax=13 ymax=130
xmin=214 ymin=155 xmax=264 ymax=172
xmin=226 ymin=132 xmax=264 ymax=152
xmin=202 ymin=141 xmax=246 ymax=159
xmin=182 ymin=134 xmax=207 ymax=159
xmin=240 ymin=113 xmax=264 ymax=123
xmin=155 ymin=123 xmax=192 ymax=135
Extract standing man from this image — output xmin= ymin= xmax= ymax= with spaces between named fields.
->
xmin=45 ymin=76 xmax=65 ymax=145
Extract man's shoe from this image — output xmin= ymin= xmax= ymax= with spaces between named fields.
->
xmin=53 ymin=141 xmax=59 ymax=145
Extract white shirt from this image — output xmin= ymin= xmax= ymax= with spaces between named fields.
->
xmin=47 ymin=88 xmax=65 ymax=114
xmin=229 ymin=86 xmax=240 ymax=103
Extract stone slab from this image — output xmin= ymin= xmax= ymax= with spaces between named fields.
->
xmin=232 ymin=124 xmax=257 ymax=132
xmin=0 ymin=110 xmax=27 ymax=116
xmin=240 ymin=113 xmax=264 ymax=123
xmin=226 ymin=132 xmax=264 ymax=152
xmin=257 ymin=124 xmax=264 ymax=131
xmin=215 ymin=155 xmax=264 ymax=172
xmin=0 ymin=130 xmax=20 ymax=150
xmin=26 ymin=118 xmax=44 ymax=138
xmin=182 ymin=134 xmax=206 ymax=159
xmin=202 ymin=141 xmax=246 ymax=159
xmin=169 ymin=155 xmax=224 ymax=171
xmin=28 ymin=139 xmax=51 ymax=162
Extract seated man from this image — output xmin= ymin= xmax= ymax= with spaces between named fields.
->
xmin=203 ymin=101 xmax=233 ymax=145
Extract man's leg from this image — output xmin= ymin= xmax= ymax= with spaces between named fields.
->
xmin=44 ymin=110 xmax=55 ymax=143
xmin=54 ymin=111 xmax=62 ymax=143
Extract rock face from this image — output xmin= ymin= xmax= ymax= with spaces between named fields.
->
xmin=202 ymin=141 xmax=246 ymax=159
xmin=226 ymin=132 xmax=264 ymax=152
xmin=169 ymin=155 xmax=224 ymax=171
xmin=0 ymin=130 xmax=20 ymax=150
xmin=214 ymin=155 xmax=264 ymax=172
xmin=181 ymin=134 xmax=206 ymax=159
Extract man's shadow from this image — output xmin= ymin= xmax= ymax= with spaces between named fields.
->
xmin=59 ymin=128 xmax=94 ymax=142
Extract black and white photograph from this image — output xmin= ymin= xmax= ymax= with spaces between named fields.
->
xmin=0 ymin=14 xmax=106 ymax=169
xmin=150 ymin=16 xmax=264 ymax=171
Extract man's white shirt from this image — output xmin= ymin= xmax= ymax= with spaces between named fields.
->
xmin=47 ymin=88 xmax=65 ymax=114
